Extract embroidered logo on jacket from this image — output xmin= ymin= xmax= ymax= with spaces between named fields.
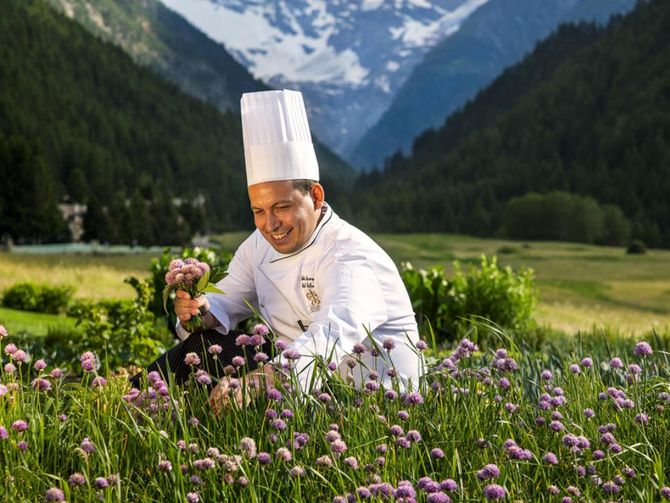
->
xmin=305 ymin=289 xmax=321 ymax=312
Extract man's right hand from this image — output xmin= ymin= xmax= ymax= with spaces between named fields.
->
xmin=174 ymin=290 xmax=210 ymax=323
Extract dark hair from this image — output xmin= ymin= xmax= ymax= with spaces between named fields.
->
xmin=292 ymin=179 xmax=318 ymax=195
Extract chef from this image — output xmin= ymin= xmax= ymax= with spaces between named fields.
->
xmin=142 ymin=89 xmax=423 ymax=406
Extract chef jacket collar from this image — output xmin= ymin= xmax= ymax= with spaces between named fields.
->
xmin=269 ymin=203 xmax=333 ymax=263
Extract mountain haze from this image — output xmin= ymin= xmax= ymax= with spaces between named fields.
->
xmin=350 ymin=0 xmax=636 ymax=169
xmin=158 ymin=0 xmax=490 ymax=157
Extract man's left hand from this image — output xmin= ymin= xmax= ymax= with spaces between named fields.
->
xmin=209 ymin=365 xmax=275 ymax=416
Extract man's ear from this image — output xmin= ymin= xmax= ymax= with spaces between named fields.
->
xmin=310 ymin=183 xmax=325 ymax=209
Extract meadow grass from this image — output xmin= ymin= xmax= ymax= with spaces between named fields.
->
xmin=0 ymin=307 xmax=76 ymax=336
xmin=0 ymin=251 xmax=152 ymax=300
xmin=3 ymin=235 xmax=670 ymax=336
xmin=1 ymin=326 xmax=670 ymax=502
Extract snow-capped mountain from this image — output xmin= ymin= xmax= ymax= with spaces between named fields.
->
xmin=159 ymin=0 xmax=490 ymax=157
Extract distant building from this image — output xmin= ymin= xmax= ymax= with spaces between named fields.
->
xmin=58 ymin=201 xmax=87 ymax=242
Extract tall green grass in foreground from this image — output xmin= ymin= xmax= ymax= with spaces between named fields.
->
xmin=1 ymin=325 xmax=670 ymax=502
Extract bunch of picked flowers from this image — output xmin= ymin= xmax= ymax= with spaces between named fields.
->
xmin=163 ymin=258 xmax=225 ymax=332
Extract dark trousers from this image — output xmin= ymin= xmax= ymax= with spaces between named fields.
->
xmin=129 ymin=329 xmax=273 ymax=388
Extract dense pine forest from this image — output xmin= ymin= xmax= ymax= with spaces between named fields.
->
xmin=354 ymin=0 xmax=670 ymax=248
xmin=0 ymin=0 xmax=352 ymax=245
xmin=1 ymin=0 xmax=668 ymax=248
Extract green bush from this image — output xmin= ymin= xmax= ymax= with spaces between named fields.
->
xmin=67 ymin=277 xmax=171 ymax=370
xmin=626 ymin=239 xmax=647 ymax=254
xmin=446 ymin=255 xmax=536 ymax=338
xmin=401 ymin=255 xmax=537 ymax=344
xmin=2 ymin=282 xmax=74 ymax=313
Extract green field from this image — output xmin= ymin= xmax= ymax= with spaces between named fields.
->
xmin=2 ymin=234 xmax=670 ymax=336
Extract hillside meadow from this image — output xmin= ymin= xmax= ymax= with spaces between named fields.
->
xmin=1 ymin=233 xmax=669 ymax=336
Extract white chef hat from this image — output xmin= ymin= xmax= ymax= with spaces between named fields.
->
xmin=241 ymin=89 xmax=319 ymax=186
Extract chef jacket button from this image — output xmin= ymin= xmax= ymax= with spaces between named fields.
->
xmin=260 ymin=303 xmax=265 ymax=308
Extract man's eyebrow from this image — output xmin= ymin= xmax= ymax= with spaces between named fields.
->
xmin=251 ymin=199 xmax=294 ymax=210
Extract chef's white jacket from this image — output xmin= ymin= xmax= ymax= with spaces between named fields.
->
xmin=178 ymin=205 xmax=422 ymax=391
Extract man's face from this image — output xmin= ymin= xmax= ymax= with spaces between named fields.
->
xmin=248 ymin=180 xmax=324 ymax=254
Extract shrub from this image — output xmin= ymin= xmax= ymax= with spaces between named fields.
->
xmin=2 ymin=282 xmax=74 ymax=313
xmin=445 ymin=256 xmax=536 ymax=339
xmin=68 ymin=277 xmax=171 ymax=370
xmin=626 ymin=239 xmax=647 ymax=254
xmin=402 ymin=256 xmax=537 ymax=344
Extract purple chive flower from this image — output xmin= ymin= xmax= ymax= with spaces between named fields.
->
xmin=254 ymin=352 xmax=269 ymax=363
xmin=231 ymin=355 xmax=246 ymax=367
xmin=499 ymin=378 xmax=511 ymax=389
xmin=416 ymin=340 xmax=428 ymax=350
xmin=0 ymin=325 xmax=7 ymax=338
xmin=257 ymin=452 xmax=272 ymax=465
xmin=602 ymin=480 xmax=620 ymax=494
xmin=406 ymin=430 xmax=422 ymax=443
xmin=68 ymin=473 xmax=86 ymax=486
xmin=4 ymin=343 xmax=17 ymax=354
xmin=331 ymin=439 xmax=348 ymax=454
xmin=184 ymin=353 xmax=201 ymax=366
xmin=50 ymin=368 xmax=63 ymax=378
xmin=427 ymin=492 xmax=452 ymax=503
xmin=440 ymin=479 xmax=458 ymax=492
xmin=94 ymin=477 xmax=109 ymax=489
xmin=430 ymin=448 xmax=445 ymax=459
xmin=17 ymin=440 xmax=28 ymax=451
xmin=275 ymin=339 xmax=288 ymax=351
xmin=352 ymin=343 xmax=366 ymax=354
xmin=477 ymin=464 xmax=501 ymax=480
xmin=544 ymin=452 xmax=558 ymax=465
xmin=549 ymin=421 xmax=564 ymax=432
xmin=635 ymin=413 xmax=649 ymax=425
xmin=0 ymin=426 xmax=8 ymax=440
xmin=584 ymin=408 xmax=595 ymax=418
xmin=11 ymin=349 xmax=28 ymax=363
xmin=356 ymin=487 xmax=372 ymax=499
xmin=394 ymin=483 xmax=416 ymax=499
xmin=316 ymin=455 xmax=333 ymax=467
xmin=4 ymin=363 xmax=16 ymax=374
xmin=634 ymin=341 xmax=653 ymax=356
xmin=365 ymin=380 xmax=381 ymax=392
xmin=267 ymin=388 xmax=282 ymax=401
xmin=383 ymin=338 xmax=396 ymax=351
xmin=158 ymin=460 xmax=172 ymax=472
xmin=235 ymin=334 xmax=250 ymax=346
xmin=384 ymin=390 xmax=398 ymax=401
xmin=581 ymin=357 xmax=593 ymax=368
xmin=91 ymin=376 xmax=107 ymax=388
xmin=548 ymin=485 xmax=560 ymax=495
xmin=45 ymin=488 xmax=65 ymax=501
xmin=569 ymin=364 xmax=581 ymax=374
xmin=404 ymin=391 xmax=424 ymax=405
xmin=609 ymin=443 xmax=622 ymax=454
xmin=609 ymin=357 xmax=624 ymax=369
xmin=80 ymin=437 xmax=97 ymax=454
xmin=483 ymin=484 xmax=506 ymax=500
xmin=289 ymin=466 xmax=305 ymax=477
xmin=11 ymin=420 xmax=28 ymax=432
xmin=194 ymin=458 xmax=216 ymax=470
xmin=282 ymin=348 xmax=301 ymax=361
xmin=660 ymin=486 xmax=670 ymax=499
xmin=186 ymin=492 xmax=200 ymax=503
xmin=252 ymin=324 xmax=269 ymax=336
xmin=343 ymin=456 xmax=359 ymax=469
xmin=34 ymin=359 xmax=47 ymax=371
xmin=31 ymin=378 xmax=52 ymax=392
xmin=195 ymin=370 xmax=211 ymax=385
xmin=208 ymin=344 xmax=222 ymax=355
xmin=188 ymin=417 xmax=200 ymax=427
xmin=239 ymin=437 xmax=257 ymax=458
